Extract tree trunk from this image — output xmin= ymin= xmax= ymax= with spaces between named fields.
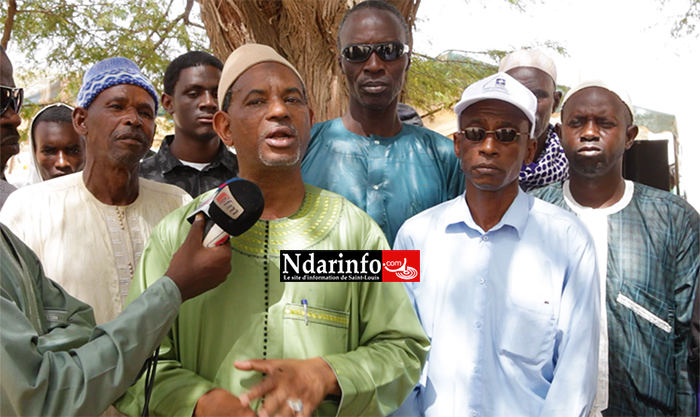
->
xmin=198 ymin=0 xmax=420 ymax=123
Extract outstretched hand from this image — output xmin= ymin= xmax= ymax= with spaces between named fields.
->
xmin=236 ymin=358 xmax=341 ymax=417
xmin=166 ymin=213 xmax=232 ymax=301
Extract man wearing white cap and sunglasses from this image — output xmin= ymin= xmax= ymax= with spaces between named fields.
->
xmin=533 ymin=80 xmax=699 ymax=416
xmin=393 ymin=72 xmax=600 ymax=416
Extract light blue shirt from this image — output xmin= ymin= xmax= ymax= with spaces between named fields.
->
xmin=393 ymin=189 xmax=600 ymax=417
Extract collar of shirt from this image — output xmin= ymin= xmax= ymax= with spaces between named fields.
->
xmin=443 ymin=188 xmax=531 ymax=239
xmin=155 ymin=135 xmax=237 ymax=175
xmin=563 ymin=179 xmax=634 ymax=216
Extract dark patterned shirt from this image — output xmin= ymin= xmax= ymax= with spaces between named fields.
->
xmin=519 ymin=125 xmax=569 ymax=192
xmin=140 ymin=135 xmax=238 ymax=198
xmin=533 ymin=182 xmax=699 ymax=416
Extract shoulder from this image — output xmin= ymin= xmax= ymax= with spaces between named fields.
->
xmin=140 ymin=154 xmax=159 ymax=171
xmin=402 ymin=124 xmax=454 ymax=147
xmin=2 ymin=173 xmax=81 ymax=206
xmin=527 ymin=195 xmax=594 ymax=248
xmin=304 ymin=183 xmax=386 ymax=239
xmin=398 ymin=195 xmax=460 ymax=238
xmin=139 ymin=178 xmax=192 ymax=203
xmin=148 ymin=192 xmax=212 ymax=243
xmin=304 ymin=184 xmax=362 ymax=217
xmin=634 ymin=183 xmax=697 ymax=211
xmin=631 ymin=182 xmax=700 ymax=225
xmin=310 ymin=118 xmax=340 ymax=137
xmin=529 ymin=182 xmax=565 ymax=203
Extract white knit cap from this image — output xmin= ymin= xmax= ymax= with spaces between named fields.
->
xmin=561 ymin=79 xmax=634 ymax=121
xmin=499 ymin=49 xmax=557 ymax=83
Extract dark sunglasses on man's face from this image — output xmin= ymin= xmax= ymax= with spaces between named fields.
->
xmin=458 ymin=127 xmax=525 ymax=143
xmin=341 ymin=42 xmax=410 ymax=63
xmin=0 ymin=85 xmax=24 ymax=115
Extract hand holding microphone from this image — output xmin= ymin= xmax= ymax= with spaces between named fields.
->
xmin=187 ymin=178 xmax=265 ymax=247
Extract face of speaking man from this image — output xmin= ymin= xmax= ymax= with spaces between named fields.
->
xmin=214 ymin=62 xmax=313 ymax=176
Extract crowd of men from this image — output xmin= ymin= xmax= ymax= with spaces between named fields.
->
xmin=0 ymin=1 xmax=698 ymax=416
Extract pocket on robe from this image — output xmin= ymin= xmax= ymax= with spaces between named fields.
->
xmin=282 ymin=303 xmax=349 ymax=359
xmin=610 ymin=282 xmax=674 ymax=409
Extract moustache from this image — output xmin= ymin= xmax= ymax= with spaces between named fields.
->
xmin=114 ymin=128 xmax=149 ymax=143
xmin=261 ymin=123 xmax=299 ymax=140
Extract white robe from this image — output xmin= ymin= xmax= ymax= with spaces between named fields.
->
xmin=0 ymin=172 xmax=191 ymax=324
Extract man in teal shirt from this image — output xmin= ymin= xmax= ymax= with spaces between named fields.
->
xmin=117 ymin=44 xmax=429 ymax=417
xmin=301 ymin=1 xmax=464 ymax=246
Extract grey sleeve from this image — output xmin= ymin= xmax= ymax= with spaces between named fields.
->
xmin=1 ymin=275 xmax=181 ymax=417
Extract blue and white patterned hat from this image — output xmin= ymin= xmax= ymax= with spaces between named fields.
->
xmin=77 ymin=57 xmax=158 ymax=112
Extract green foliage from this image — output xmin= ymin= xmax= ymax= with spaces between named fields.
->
xmin=2 ymin=0 xmax=209 ymax=89
xmin=405 ymin=41 xmax=569 ymax=118
xmin=405 ymin=51 xmax=497 ymax=117
xmin=669 ymin=0 xmax=700 ymax=36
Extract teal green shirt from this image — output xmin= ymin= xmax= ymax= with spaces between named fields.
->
xmin=116 ymin=184 xmax=430 ymax=416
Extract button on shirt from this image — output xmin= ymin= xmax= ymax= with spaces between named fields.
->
xmin=393 ymin=190 xmax=600 ymax=417
xmin=301 ymin=118 xmax=464 ymax=246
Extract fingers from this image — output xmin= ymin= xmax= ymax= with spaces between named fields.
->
xmin=234 ymin=359 xmax=270 ymax=372
xmin=256 ymin=387 xmax=288 ymax=417
xmin=186 ymin=213 xmax=206 ymax=243
xmin=239 ymin=372 xmax=277 ymax=404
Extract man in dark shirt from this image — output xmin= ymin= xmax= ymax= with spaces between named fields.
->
xmin=140 ymin=51 xmax=238 ymax=197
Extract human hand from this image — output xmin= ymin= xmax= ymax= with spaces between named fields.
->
xmin=235 ymin=358 xmax=341 ymax=417
xmin=165 ymin=213 xmax=232 ymax=301
xmin=193 ymin=388 xmax=256 ymax=417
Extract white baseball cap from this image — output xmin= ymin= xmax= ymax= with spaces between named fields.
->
xmin=454 ymin=72 xmax=537 ymax=137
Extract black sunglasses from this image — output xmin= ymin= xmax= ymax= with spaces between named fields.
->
xmin=341 ymin=42 xmax=410 ymax=63
xmin=1 ymin=85 xmax=24 ymax=115
xmin=457 ymin=127 xmax=525 ymax=143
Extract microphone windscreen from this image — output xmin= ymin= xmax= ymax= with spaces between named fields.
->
xmin=208 ymin=178 xmax=264 ymax=237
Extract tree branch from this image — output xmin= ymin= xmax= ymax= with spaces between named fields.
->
xmin=150 ymin=0 xmax=195 ymax=53
xmin=1 ymin=0 xmax=17 ymax=49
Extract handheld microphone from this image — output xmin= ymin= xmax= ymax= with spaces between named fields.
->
xmin=186 ymin=178 xmax=265 ymax=247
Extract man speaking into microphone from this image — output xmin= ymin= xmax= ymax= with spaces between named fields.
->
xmin=116 ymin=44 xmax=429 ymax=417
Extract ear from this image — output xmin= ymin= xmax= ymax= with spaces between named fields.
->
xmin=523 ymin=136 xmax=537 ymax=165
xmin=554 ymin=123 xmax=563 ymax=141
xmin=308 ymin=106 xmax=315 ymax=126
xmin=453 ymin=132 xmax=461 ymax=158
xmin=552 ymin=90 xmax=563 ymax=113
xmin=161 ymin=93 xmax=174 ymax=115
xmin=73 ymin=107 xmax=89 ymax=136
xmin=213 ymin=110 xmax=233 ymax=147
xmin=625 ymin=125 xmax=638 ymax=150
